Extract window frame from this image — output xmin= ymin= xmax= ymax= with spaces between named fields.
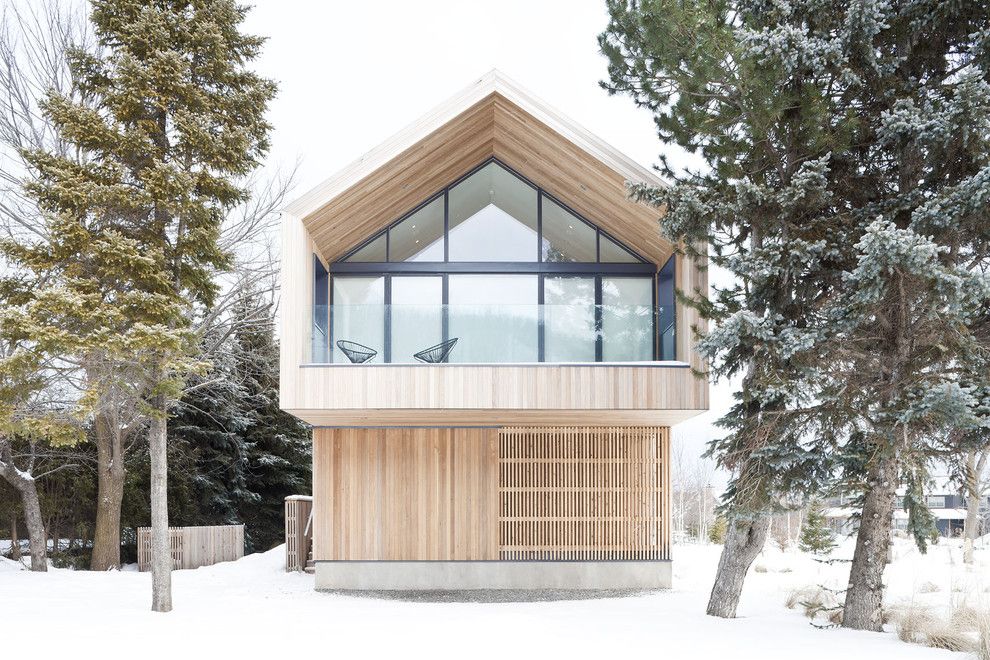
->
xmin=322 ymin=158 xmax=674 ymax=364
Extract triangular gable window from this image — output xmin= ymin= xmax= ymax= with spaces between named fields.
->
xmin=339 ymin=158 xmax=646 ymax=265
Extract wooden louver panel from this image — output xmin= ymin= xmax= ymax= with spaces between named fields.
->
xmin=498 ymin=426 xmax=670 ymax=561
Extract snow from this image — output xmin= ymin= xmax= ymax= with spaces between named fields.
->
xmin=1 ymin=539 xmax=985 ymax=659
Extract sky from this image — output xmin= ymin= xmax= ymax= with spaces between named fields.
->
xmin=242 ymin=0 xmax=733 ymax=482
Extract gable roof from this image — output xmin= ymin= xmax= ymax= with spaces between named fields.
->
xmin=285 ymin=70 xmax=672 ymax=265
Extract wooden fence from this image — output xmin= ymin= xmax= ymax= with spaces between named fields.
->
xmin=284 ymin=495 xmax=313 ymax=571
xmin=137 ymin=525 xmax=244 ymax=572
xmin=498 ymin=426 xmax=670 ymax=561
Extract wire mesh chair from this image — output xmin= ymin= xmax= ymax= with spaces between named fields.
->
xmin=335 ymin=340 xmax=378 ymax=364
xmin=413 ymin=338 xmax=458 ymax=364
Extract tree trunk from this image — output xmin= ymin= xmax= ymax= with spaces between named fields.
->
xmin=90 ymin=412 xmax=126 ymax=571
xmin=9 ymin=511 xmax=21 ymax=561
xmin=20 ymin=478 xmax=47 ymax=571
xmin=842 ymin=453 xmax=898 ymax=631
xmin=706 ymin=513 xmax=771 ymax=618
xmin=149 ymin=411 xmax=172 ymax=612
xmin=0 ymin=442 xmax=47 ymax=571
xmin=962 ymin=450 xmax=986 ymax=565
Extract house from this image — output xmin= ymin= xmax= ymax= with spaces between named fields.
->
xmin=824 ymin=478 xmax=990 ymax=537
xmin=278 ymin=71 xmax=709 ymax=590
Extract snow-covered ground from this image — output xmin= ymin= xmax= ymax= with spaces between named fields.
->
xmin=1 ymin=538 xmax=987 ymax=659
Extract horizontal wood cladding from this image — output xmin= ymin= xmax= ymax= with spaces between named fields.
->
xmin=283 ymin=364 xmax=707 ymax=423
xmin=499 ymin=427 xmax=670 ymax=561
xmin=290 ymin=408 xmax=700 ymax=428
xmin=312 ymin=427 xmax=498 ymax=561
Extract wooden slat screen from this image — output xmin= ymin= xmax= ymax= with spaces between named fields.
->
xmin=498 ymin=426 xmax=670 ymax=561
xmin=284 ymin=496 xmax=313 ymax=572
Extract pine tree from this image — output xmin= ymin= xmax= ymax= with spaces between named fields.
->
xmin=799 ymin=501 xmax=835 ymax=556
xmin=17 ymin=0 xmax=275 ymax=610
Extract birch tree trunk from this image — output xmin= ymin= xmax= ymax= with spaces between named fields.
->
xmin=842 ymin=452 xmax=898 ymax=631
xmin=706 ymin=514 xmax=771 ymax=617
xmin=149 ymin=410 xmax=171 ymax=612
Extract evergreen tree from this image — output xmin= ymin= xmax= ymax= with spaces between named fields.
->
xmin=601 ymin=0 xmax=850 ymax=618
xmin=600 ymin=0 xmax=990 ymax=629
xmin=799 ymin=501 xmax=835 ymax=555
xmin=230 ymin=293 xmax=311 ymax=552
xmin=17 ymin=0 xmax=275 ymax=610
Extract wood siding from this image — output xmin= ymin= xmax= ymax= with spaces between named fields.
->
xmin=137 ymin=525 xmax=244 ymax=572
xmin=312 ymin=426 xmax=670 ymax=562
xmin=284 ymin=364 xmax=706 ymax=427
xmin=287 ymin=72 xmax=674 ymax=266
xmin=499 ymin=427 xmax=670 ymax=561
xmin=312 ymin=427 xmax=499 ymax=561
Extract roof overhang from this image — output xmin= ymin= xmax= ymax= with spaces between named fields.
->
xmin=284 ymin=70 xmax=673 ymax=265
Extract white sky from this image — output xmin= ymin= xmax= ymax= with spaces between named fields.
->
xmin=243 ymin=0 xmax=732 ymax=484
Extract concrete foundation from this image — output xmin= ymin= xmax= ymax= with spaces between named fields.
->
xmin=315 ymin=560 xmax=672 ymax=591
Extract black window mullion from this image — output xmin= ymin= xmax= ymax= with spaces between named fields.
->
xmin=537 ymin=192 xmax=543 ymax=263
xmin=443 ymin=190 xmax=449 ymax=263
xmin=442 ymin=273 xmax=449 ymax=344
xmin=652 ymin=273 xmax=658 ymax=361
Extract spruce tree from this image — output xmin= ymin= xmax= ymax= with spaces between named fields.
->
xmin=600 ymin=0 xmax=990 ymax=628
xmin=19 ymin=0 xmax=275 ymax=610
xmin=601 ymin=0 xmax=851 ymax=618
xmin=229 ymin=293 xmax=311 ymax=552
xmin=799 ymin=501 xmax=836 ymax=556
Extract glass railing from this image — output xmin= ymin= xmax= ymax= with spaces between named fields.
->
xmin=309 ymin=304 xmax=673 ymax=364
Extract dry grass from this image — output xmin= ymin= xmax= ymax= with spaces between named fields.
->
xmin=891 ymin=603 xmax=985 ymax=654
xmin=785 ymin=586 xmax=842 ymax=622
xmin=977 ymin=611 xmax=990 ymax=660
xmin=918 ymin=581 xmax=941 ymax=594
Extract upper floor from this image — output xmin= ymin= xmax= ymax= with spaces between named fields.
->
xmin=279 ymin=72 xmax=709 ymax=426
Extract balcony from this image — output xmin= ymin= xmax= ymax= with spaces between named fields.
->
xmin=310 ymin=303 xmax=675 ymax=366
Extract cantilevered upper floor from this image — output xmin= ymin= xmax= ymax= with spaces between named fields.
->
xmin=279 ymin=71 xmax=708 ymax=427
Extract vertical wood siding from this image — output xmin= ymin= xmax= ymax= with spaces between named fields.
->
xmin=312 ymin=427 xmax=499 ymax=561
xmin=137 ymin=525 xmax=244 ymax=571
xmin=498 ymin=426 xmax=670 ymax=560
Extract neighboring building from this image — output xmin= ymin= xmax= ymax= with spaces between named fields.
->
xmin=279 ymin=71 xmax=709 ymax=590
xmin=825 ymin=479 xmax=990 ymax=537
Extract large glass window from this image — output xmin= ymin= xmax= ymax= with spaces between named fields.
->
xmin=331 ymin=276 xmax=385 ymax=363
xmin=318 ymin=158 xmax=673 ymax=365
xmin=542 ymin=197 xmax=597 ymax=263
xmin=448 ymin=274 xmax=538 ymax=362
xmin=544 ymin=276 xmax=596 ymax=361
xmin=391 ymin=276 xmax=443 ymax=363
xmin=312 ymin=256 xmax=329 ymax=362
xmin=448 ymin=162 xmax=538 ymax=262
xmin=602 ymin=276 xmax=654 ymax=361
xmin=657 ymin=257 xmax=676 ymax=360
xmin=343 ymin=233 xmax=386 ymax=262
xmin=389 ymin=196 xmax=445 ymax=262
